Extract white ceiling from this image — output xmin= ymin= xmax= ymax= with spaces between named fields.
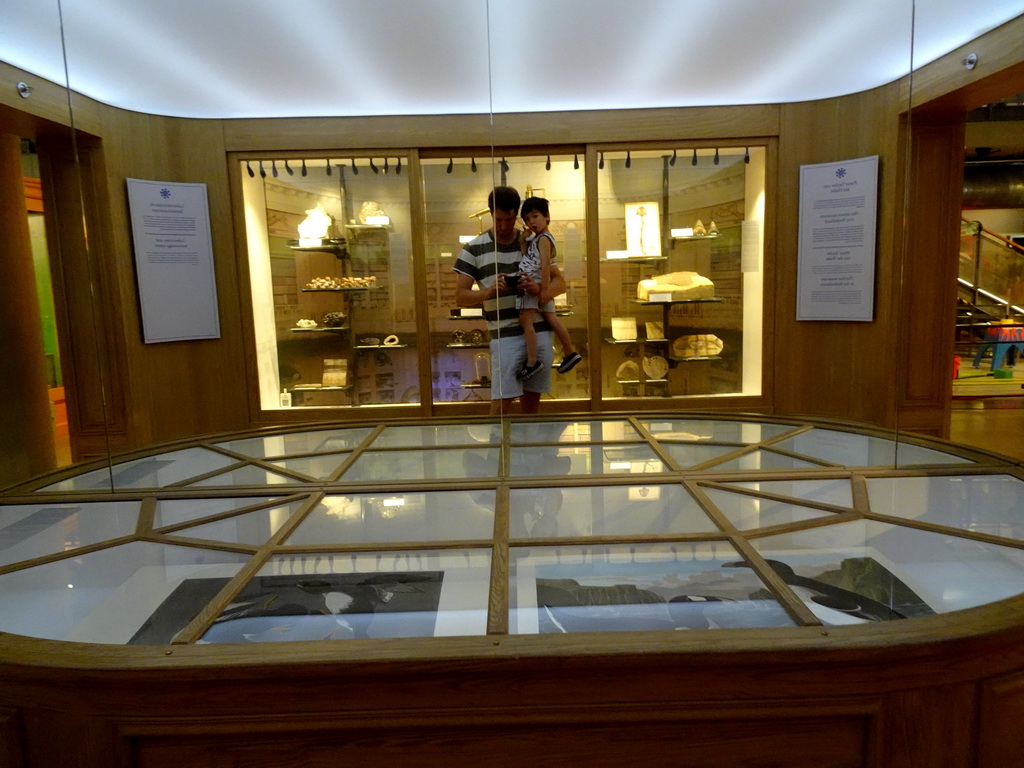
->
xmin=3 ymin=1 xmax=1024 ymax=120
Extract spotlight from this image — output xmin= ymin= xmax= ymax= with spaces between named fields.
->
xmin=691 ymin=149 xmax=697 ymax=166
xmin=259 ymin=161 xmax=266 ymax=178
xmin=713 ymin=148 xmax=720 ymax=165
xmin=625 ymin=151 xmax=631 ymax=169
xmin=245 ymin=161 xmax=254 ymax=178
xmin=447 ymin=158 xmax=453 ymax=174
xmin=284 ymin=160 xmax=294 ymax=176
xmin=351 ymin=158 xmax=358 ymax=174
xmin=670 ymin=150 xmax=677 ymax=166
xmin=301 ymin=159 xmax=307 ymax=176
xmin=271 ymin=160 xmax=278 ymax=178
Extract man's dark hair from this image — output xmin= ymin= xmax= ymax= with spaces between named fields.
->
xmin=488 ymin=186 xmax=520 ymax=213
xmin=520 ymin=196 xmax=549 ymax=218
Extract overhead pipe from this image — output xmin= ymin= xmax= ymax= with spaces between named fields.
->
xmin=962 ymin=164 xmax=1024 ymax=209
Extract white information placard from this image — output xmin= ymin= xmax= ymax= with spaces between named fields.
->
xmin=126 ymin=178 xmax=220 ymax=343
xmin=796 ymin=156 xmax=878 ymax=321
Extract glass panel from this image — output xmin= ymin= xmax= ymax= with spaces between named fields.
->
xmin=268 ymin=453 xmax=349 ymax=480
xmin=0 ymin=500 xmax=138 ymax=567
xmin=241 ymin=157 xmax=416 ymax=410
xmin=200 ymin=549 xmax=491 ymax=642
xmin=213 ymin=428 xmax=373 ymax=457
xmin=342 ymin=447 xmax=500 ymax=482
xmin=510 ymin=485 xmax=717 ymax=538
xmin=171 ymin=504 xmax=305 ymax=546
xmin=188 ymin=465 xmax=311 ymax=487
xmin=771 ymin=429 xmax=974 ymax=467
xmin=719 ymin=479 xmax=854 ymax=508
xmin=286 ymin=491 xmax=496 ymax=545
xmin=509 ymin=543 xmax=794 ymax=634
xmin=0 ymin=541 xmax=250 ymax=643
xmin=39 ymin=448 xmax=237 ymax=491
xmin=750 ymin=520 xmax=1024 ymax=622
xmin=597 ymin=147 xmax=765 ymax=401
xmin=638 ymin=418 xmax=799 ymax=443
xmin=866 ymin=474 xmax=1024 ymax=540
xmin=153 ymin=497 xmax=298 ymax=529
xmin=372 ymin=423 xmax=501 ymax=447
xmin=508 ymin=443 xmax=665 ymax=477
xmin=509 ymin=420 xmax=641 ymax=443
xmin=660 ymin=443 xmax=746 ymax=469
xmin=424 ymin=154 xmax=589 ymax=407
xmin=702 ymin=489 xmax=838 ymax=531
xmin=709 ymin=450 xmax=824 ymax=471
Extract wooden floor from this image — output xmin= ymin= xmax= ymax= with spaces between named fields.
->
xmin=950 ymin=359 xmax=1024 ymax=462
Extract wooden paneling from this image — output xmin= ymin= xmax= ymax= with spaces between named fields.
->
xmin=893 ymin=118 xmax=965 ymax=437
xmin=0 ymin=708 xmax=24 ymax=768
xmin=223 ymin=105 xmax=781 ymax=154
xmin=774 ymin=86 xmax=903 ymax=427
xmin=979 ymin=668 xmax=1024 ymax=768
xmin=90 ymin=109 xmax=249 ymax=447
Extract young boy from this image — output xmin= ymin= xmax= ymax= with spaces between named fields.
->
xmin=516 ymin=196 xmax=582 ymax=379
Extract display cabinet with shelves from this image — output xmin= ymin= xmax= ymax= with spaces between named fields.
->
xmin=596 ymin=147 xmax=762 ymax=401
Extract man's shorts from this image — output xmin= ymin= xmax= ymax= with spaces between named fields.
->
xmin=490 ymin=330 xmax=553 ymax=400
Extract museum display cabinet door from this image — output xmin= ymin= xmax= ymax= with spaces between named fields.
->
xmin=422 ymin=153 xmax=590 ymax=408
xmin=240 ymin=145 xmax=765 ymax=416
xmin=596 ymin=146 xmax=765 ymax=402
xmin=241 ymin=156 xmax=418 ymax=411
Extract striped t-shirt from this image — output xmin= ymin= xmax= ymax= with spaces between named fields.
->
xmin=452 ymin=229 xmax=551 ymax=339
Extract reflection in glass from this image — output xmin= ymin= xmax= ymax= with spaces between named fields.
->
xmin=718 ymin=478 xmax=853 ymax=508
xmin=702 ymin=489 xmax=837 ymax=531
xmin=638 ymin=419 xmax=797 ymax=443
xmin=0 ymin=501 xmax=139 ymax=567
xmin=39 ymin=448 xmax=236 ymax=491
xmin=597 ymin=147 xmax=765 ymax=401
xmin=215 ymin=428 xmax=373 ymax=457
xmin=423 ymin=154 xmax=589 ymax=406
xmin=268 ymin=453 xmax=350 ymax=480
xmin=509 ymin=420 xmax=641 ymax=443
xmin=343 ymin=447 xmax=500 ymax=482
xmin=287 ymin=490 xmax=496 ymax=545
xmin=508 ymin=443 xmax=664 ymax=477
xmin=866 ymin=474 xmax=1024 ymax=541
xmin=710 ymin=450 xmax=823 ymax=471
xmin=171 ymin=503 xmax=305 ymax=546
xmin=770 ymin=429 xmax=974 ymax=467
xmin=372 ymin=423 xmax=501 ymax=447
xmin=510 ymin=543 xmax=794 ymax=634
xmin=153 ymin=497 xmax=286 ymax=529
xmin=200 ymin=549 xmax=490 ymax=642
xmin=0 ymin=541 xmax=249 ymax=643
xmin=189 ymin=465 xmax=310 ymax=487
xmin=660 ymin=442 xmax=744 ymax=469
xmin=510 ymin=484 xmax=717 ymax=538
xmin=751 ymin=520 xmax=1024 ymax=622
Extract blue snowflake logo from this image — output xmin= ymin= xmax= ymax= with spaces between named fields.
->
xmin=836 ymin=168 xmax=846 ymax=178
xmin=160 ymin=188 xmax=171 ymax=198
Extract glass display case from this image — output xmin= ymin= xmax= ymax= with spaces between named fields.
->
xmin=596 ymin=146 xmax=764 ymax=400
xmin=422 ymin=153 xmax=589 ymax=406
xmin=242 ymin=156 xmax=417 ymax=410
xmin=240 ymin=144 xmax=764 ymax=415
xmin=4 ymin=413 xmax=1023 ymax=644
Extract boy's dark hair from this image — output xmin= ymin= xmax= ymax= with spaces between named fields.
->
xmin=520 ymin=196 xmax=549 ymax=218
xmin=488 ymin=186 xmax=521 ymax=213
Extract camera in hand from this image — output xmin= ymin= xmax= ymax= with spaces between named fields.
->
xmin=504 ymin=273 xmax=521 ymax=291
